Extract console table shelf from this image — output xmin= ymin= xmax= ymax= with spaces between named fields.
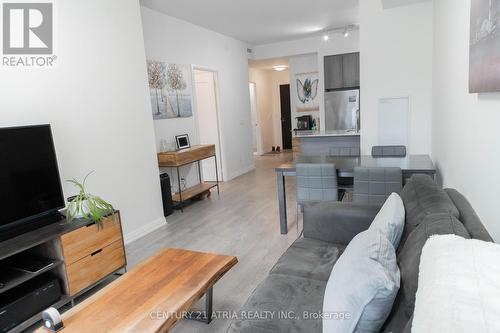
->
xmin=172 ymin=181 xmax=217 ymax=202
xmin=0 ymin=260 xmax=63 ymax=295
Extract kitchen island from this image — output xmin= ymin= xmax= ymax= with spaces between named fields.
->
xmin=294 ymin=130 xmax=361 ymax=156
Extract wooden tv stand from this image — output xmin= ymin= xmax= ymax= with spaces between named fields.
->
xmin=0 ymin=213 xmax=126 ymax=333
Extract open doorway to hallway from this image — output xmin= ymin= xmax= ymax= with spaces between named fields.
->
xmin=193 ymin=69 xmax=223 ymax=181
xmin=248 ymin=57 xmax=291 ymax=155
xmin=249 ymin=82 xmax=261 ymax=155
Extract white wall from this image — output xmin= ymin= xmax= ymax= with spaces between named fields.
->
xmin=359 ymin=0 xmax=433 ymax=154
xmin=141 ymin=6 xmax=254 ymax=184
xmin=0 ymin=0 xmax=164 ymax=244
xmin=252 ymin=32 xmax=360 ymax=133
xmin=433 ymin=0 xmax=500 ymax=241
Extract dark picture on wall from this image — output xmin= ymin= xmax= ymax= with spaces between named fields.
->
xmin=470 ymin=0 xmax=500 ymax=93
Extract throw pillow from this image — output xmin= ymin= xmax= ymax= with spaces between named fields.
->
xmin=369 ymin=193 xmax=405 ymax=248
xmin=323 ymin=230 xmax=400 ymax=333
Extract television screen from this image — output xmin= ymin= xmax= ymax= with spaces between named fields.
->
xmin=0 ymin=125 xmax=65 ymax=233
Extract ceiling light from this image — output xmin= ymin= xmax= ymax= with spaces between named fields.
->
xmin=323 ymin=24 xmax=358 ymax=39
xmin=273 ymin=65 xmax=288 ymax=72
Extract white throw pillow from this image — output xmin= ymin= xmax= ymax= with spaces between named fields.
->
xmin=413 ymin=235 xmax=500 ymax=333
xmin=369 ymin=193 xmax=405 ymax=248
xmin=323 ymin=230 xmax=400 ymax=333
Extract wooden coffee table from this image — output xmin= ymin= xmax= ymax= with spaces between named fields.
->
xmin=36 ymin=248 xmax=237 ymax=333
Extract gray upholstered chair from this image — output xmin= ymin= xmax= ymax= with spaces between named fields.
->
xmin=353 ymin=167 xmax=402 ymax=205
xmin=371 ymin=145 xmax=407 ymax=157
xmin=296 ymin=163 xmax=341 ymax=234
xmin=329 ymin=147 xmax=361 ymax=157
xmin=329 ymin=147 xmax=360 ymax=195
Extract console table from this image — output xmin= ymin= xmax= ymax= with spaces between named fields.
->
xmin=0 ymin=213 xmax=126 ymax=332
xmin=157 ymin=144 xmax=220 ymax=210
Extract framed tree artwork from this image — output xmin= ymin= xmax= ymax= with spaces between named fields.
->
xmin=147 ymin=61 xmax=193 ymax=119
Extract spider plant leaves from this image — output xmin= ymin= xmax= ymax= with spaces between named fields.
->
xmin=65 ymin=172 xmax=115 ymax=227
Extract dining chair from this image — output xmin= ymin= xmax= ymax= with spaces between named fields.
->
xmin=329 ymin=146 xmax=360 ymax=200
xmin=371 ymin=145 xmax=407 ymax=157
xmin=329 ymin=147 xmax=361 ymax=157
xmin=353 ymin=167 xmax=402 ymax=205
xmin=296 ymin=163 xmax=342 ymax=235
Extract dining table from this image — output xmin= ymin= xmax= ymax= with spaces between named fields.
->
xmin=275 ymin=154 xmax=436 ymax=234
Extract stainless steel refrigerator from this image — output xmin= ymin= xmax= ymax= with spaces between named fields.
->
xmin=325 ymin=89 xmax=360 ymax=131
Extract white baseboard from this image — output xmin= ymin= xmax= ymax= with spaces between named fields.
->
xmin=124 ymin=216 xmax=167 ymax=245
xmin=225 ymin=164 xmax=255 ymax=181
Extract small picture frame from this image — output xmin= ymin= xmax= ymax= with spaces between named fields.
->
xmin=175 ymin=134 xmax=191 ymax=150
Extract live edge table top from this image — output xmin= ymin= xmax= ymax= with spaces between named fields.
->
xmin=36 ymin=248 xmax=238 ymax=333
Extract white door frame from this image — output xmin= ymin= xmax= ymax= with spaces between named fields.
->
xmin=249 ymin=81 xmax=264 ymax=156
xmin=192 ymin=65 xmax=225 ymax=181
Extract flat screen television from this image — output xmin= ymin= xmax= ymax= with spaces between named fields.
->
xmin=0 ymin=125 xmax=65 ymax=242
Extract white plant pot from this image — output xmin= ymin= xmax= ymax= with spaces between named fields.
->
xmin=67 ymin=199 xmax=91 ymax=219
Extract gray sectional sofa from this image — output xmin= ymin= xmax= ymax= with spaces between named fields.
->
xmin=228 ymin=175 xmax=493 ymax=333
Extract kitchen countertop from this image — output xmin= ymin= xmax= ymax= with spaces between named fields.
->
xmin=294 ymin=130 xmax=360 ymax=138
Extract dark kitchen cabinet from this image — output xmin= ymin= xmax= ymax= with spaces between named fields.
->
xmin=324 ymin=55 xmax=344 ymax=90
xmin=324 ymin=52 xmax=360 ymax=90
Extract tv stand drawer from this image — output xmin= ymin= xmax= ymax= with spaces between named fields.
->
xmin=66 ymin=240 xmax=125 ymax=296
xmin=60 ymin=214 xmax=122 ymax=265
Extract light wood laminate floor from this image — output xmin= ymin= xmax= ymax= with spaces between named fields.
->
xmin=126 ymin=152 xmax=299 ymax=333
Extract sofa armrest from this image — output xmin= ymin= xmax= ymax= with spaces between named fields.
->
xmin=303 ymin=202 xmax=382 ymax=245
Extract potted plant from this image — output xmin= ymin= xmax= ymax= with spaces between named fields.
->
xmin=66 ymin=172 xmax=115 ymax=228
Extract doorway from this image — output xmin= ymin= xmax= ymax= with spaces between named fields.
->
xmin=249 ymin=82 xmax=262 ymax=155
xmin=280 ymin=84 xmax=292 ymax=150
xmin=194 ymin=69 xmax=223 ymax=181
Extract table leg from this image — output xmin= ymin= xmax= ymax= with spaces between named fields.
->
xmin=177 ymin=166 xmax=183 ymax=212
xmin=185 ymin=287 xmax=213 ymax=324
xmin=214 ymin=155 xmax=220 ymax=196
xmin=277 ymin=171 xmax=287 ymax=234
xmin=197 ymin=161 xmax=202 ymax=183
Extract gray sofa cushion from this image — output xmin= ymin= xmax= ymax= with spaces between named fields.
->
xmin=445 ymin=188 xmax=494 ymax=242
xmin=270 ymin=238 xmax=345 ymax=282
xmin=303 ymin=202 xmax=381 ymax=245
xmin=227 ymin=274 xmax=326 ymax=333
xmin=399 ymin=175 xmax=459 ymax=246
xmin=382 ymin=213 xmax=470 ymax=333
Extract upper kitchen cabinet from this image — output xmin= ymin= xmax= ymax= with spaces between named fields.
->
xmin=324 ymin=52 xmax=360 ymax=91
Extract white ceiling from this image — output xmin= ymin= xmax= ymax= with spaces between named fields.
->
xmin=140 ymin=0 xmax=359 ymax=45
